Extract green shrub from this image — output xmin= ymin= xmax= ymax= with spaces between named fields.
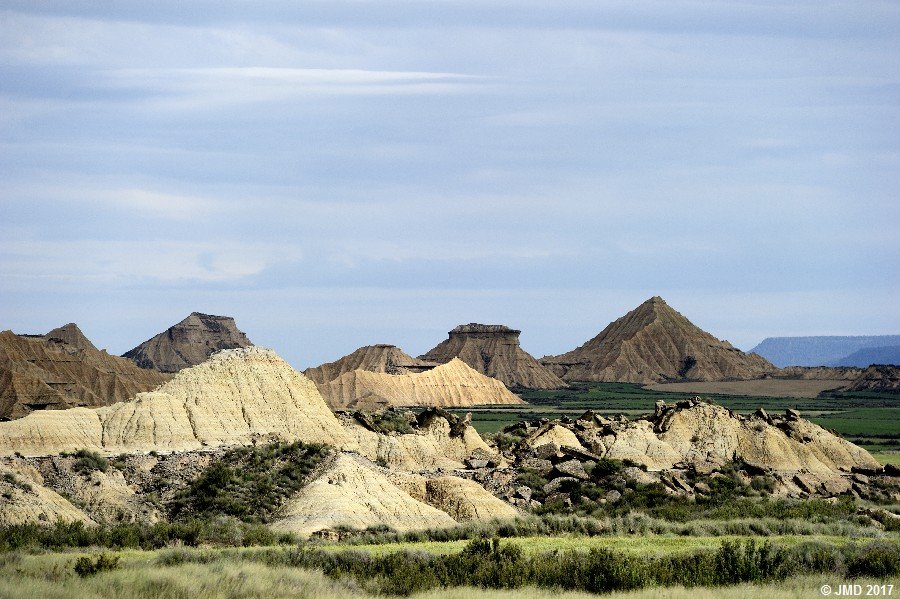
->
xmin=72 ymin=449 xmax=108 ymax=474
xmin=73 ymin=553 xmax=119 ymax=577
xmin=169 ymin=441 xmax=330 ymax=524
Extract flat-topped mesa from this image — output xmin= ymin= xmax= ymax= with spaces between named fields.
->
xmin=304 ymin=344 xmax=438 ymax=386
xmin=421 ymin=323 xmax=566 ymax=390
xmin=542 ymin=296 xmax=776 ymax=384
xmin=123 ymin=312 xmax=252 ymax=373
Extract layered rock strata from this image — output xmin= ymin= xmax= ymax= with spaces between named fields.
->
xmin=317 ymin=358 xmax=525 ymax=410
xmin=304 ymin=344 xmax=438 ymax=385
xmin=420 ymin=324 xmax=566 ymax=389
xmin=0 ymin=328 xmax=170 ymax=420
xmin=542 ymin=297 xmax=776 ymax=383
xmin=123 ymin=312 xmax=252 ymax=373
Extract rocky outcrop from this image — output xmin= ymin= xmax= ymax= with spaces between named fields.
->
xmin=0 ymin=329 xmax=170 ymax=420
xmin=317 ymin=358 xmax=525 ymax=410
xmin=0 ymin=464 xmax=94 ymax=526
xmin=123 ymin=312 xmax=252 ymax=373
xmin=42 ymin=323 xmax=98 ymax=352
xmin=303 ymin=344 xmax=438 ymax=385
xmin=774 ymin=366 xmax=863 ymax=381
xmin=847 ymin=365 xmax=900 ymax=393
xmin=542 ymin=297 xmax=777 ymax=383
xmin=420 ymin=324 xmax=566 ymax=390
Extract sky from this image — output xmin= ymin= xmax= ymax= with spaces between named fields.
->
xmin=1 ymin=1 xmax=898 ymax=369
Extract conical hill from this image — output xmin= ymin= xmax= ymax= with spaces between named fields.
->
xmin=123 ymin=312 xmax=252 ymax=373
xmin=304 ymin=344 xmax=438 ymax=385
xmin=542 ymin=297 xmax=776 ymax=383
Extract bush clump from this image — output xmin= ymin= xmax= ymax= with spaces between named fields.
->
xmin=73 ymin=553 xmax=119 ymax=577
xmin=72 ymin=449 xmax=108 ymax=474
xmin=169 ymin=441 xmax=330 ymax=524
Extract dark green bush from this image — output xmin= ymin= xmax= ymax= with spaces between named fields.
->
xmin=72 ymin=449 xmax=108 ymax=474
xmin=73 ymin=553 xmax=119 ymax=577
xmin=169 ymin=441 xmax=330 ymax=524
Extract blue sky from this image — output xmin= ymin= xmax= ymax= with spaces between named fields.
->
xmin=1 ymin=1 xmax=898 ymax=368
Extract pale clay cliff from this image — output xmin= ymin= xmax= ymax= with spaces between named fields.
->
xmin=317 ymin=358 xmax=525 ymax=410
xmin=303 ymin=344 xmax=439 ymax=385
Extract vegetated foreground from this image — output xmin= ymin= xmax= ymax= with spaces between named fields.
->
xmin=0 ymin=536 xmax=897 ymax=598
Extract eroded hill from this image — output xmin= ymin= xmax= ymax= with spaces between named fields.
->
xmin=420 ymin=324 xmax=566 ymax=389
xmin=0 ymin=327 xmax=170 ymax=421
xmin=542 ymin=297 xmax=776 ymax=383
xmin=123 ymin=312 xmax=252 ymax=373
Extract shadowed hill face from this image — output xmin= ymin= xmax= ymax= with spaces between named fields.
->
xmin=42 ymin=323 xmax=98 ymax=353
xmin=123 ymin=312 xmax=252 ymax=373
xmin=303 ymin=344 xmax=438 ymax=386
xmin=0 ymin=329 xmax=170 ymax=420
xmin=543 ymin=296 xmax=776 ymax=384
xmin=420 ymin=323 xmax=566 ymax=390
xmin=848 ymin=365 xmax=900 ymax=393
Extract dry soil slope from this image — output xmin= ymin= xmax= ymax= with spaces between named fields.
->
xmin=0 ymin=328 xmax=170 ymax=421
xmin=847 ymin=365 xmax=900 ymax=393
xmin=303 ymin=344 xmax=438 ymax=385
xmin=420 ymin=324 xmax=566 ymax=390
xmin=123 ymin=312 xmax=252 ymax=373
xmin=318 ymin=358 xmax=525 ymax=410
xmin=542 ymin=296 xmax=776 ymax=383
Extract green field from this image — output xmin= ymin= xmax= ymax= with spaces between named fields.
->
xmin=320 ymin=534 xmax=867 ymax=557
xmin=450 ymin=383 xmax=900 ymax=459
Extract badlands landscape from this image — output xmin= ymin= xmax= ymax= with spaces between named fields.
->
xmin=0 ymin=299 xmax=898 ymax=597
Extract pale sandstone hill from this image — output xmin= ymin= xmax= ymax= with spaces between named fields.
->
xmin=123 ymin=312 xmax=252 ymax=373
xmin=0 ymin=329 xmax=170 ymax=420
xmin=847 ymin=365 xmax=900 ymax=393
xmin=0 ymin=348 xmax=495 ymax=472
xmin=317 ymin=358 xmax=525 ymax=410
xmin=420 ymin=324 xmax=566 ymax=390
xmin=272 ymin=454 xmax=458 ymax=537
xmin=0 ymin=464 xmax=94 ymax=526
xmin=542 ymin=297 xmax=776 ymax=383
xmin=303 ymin=344 xmax=438 ymax=385
xmin=387 ymin=471 xmax=520 ymax=522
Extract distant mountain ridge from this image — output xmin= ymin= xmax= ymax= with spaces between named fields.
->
xmin=750 ymin=336 xmax=900 ymax=367
xmin=832 ymin=346 xmax=900 ymax=368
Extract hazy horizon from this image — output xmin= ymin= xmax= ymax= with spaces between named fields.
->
xmin=2 ymin=1 xmax=898 ymax=368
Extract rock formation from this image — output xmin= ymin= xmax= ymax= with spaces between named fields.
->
xmin=0 ymin=347 xmax=518 ymax=536
xmin=480 ymin=398 xmax=885 ymax=509
xmin=317 ymin=358 xmax=525 ymax=410
xmin=0 ymin=328 xmax=170 ymax=420
xmin=304 ymin=344 xmax=438 ymax=385
xmin=123 ymin=312 xmax=252 ymax=373
xmin=420 ymin=324 xmax=566 ymax=389
xmin=847 ymin=365 xmax=900 ymax=393
xmin=542 ymin=296 xmax=776 ymax=383
xmin=42 ymin=323 xmax=98 ymax=352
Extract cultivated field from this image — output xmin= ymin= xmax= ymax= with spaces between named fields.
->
xmin=645 ymin=379 xmax=850 ymax=398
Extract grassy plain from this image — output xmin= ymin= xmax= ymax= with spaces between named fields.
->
xmin=1 ymin=541 xmax=896 ymax=599
xmin=451 ymin=382 xmax=900 ymax=460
